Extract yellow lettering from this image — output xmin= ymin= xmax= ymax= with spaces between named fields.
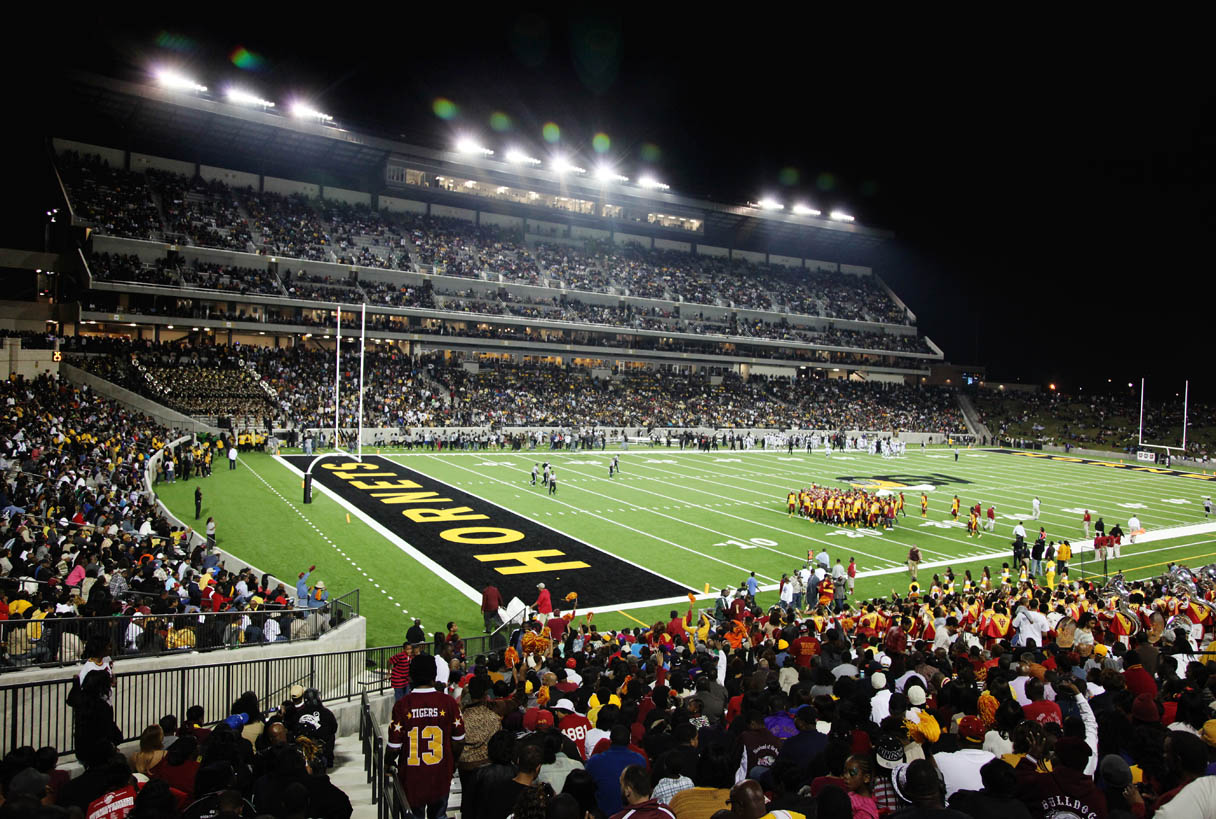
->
xmin=374 ymin=491 xmax=452 ymax=504
xmin=1052 ymin=457 xmax=1083 ymax=462
xmin=1180 ymin=473 xmax=1216 ymax=480
xmin=1020 ymin=453 xmax=1048 ymax=458
xmin=322 ymin=462 xmax=377 ymax=471
xmin=402 ymin=507 xmax=489 ymax=523
xmin=1132 ymin=467 xmax=1172 ymax=474
xmin=350 ymin=479 xmax=425 ymax=490
xmin=440 ymin=527 xmax=524 ymax=544
xmin=475 ymin=549 xmax=591 ymax=575
xmin=336 ymin=472 xmax=399 ymax=480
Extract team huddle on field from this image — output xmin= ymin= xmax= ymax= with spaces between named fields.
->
xmin=786 ymin=486 xmax=908 ymax=528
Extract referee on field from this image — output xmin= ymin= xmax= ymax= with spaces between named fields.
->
xmin=549 ymin=469 xmax=558 ymax=495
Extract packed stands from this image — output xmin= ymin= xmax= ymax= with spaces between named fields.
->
xmin=66 ymin=337 xmax=963 ymax=432
xmin=58 ymin=153 xmax=915 ymax=330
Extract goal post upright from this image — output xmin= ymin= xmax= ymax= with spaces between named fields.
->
xmin=357 ymin=302 xmax=366 ymax=462
xmin=333 ymin=304 xmax=341 ymax=454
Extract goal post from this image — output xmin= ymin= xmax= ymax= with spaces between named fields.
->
xmin=303 ymin=299 xmax=367 ymax=502
xmin=1135 ymin=378 xmax=1191 ymax=464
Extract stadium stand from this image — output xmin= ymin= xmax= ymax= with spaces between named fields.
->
xmin=59 ymin=152 xmax=916 ymax=331
xmin=63 ymin=337 xmax=966 ymax=434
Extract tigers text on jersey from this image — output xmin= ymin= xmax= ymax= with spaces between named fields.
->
xmin=388 ymin=687 xmax=465 ymax=807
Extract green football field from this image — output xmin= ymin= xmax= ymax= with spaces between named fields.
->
xmin=154 ymin=446 xmax=1216 ymax=650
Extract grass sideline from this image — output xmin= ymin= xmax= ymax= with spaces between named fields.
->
xmin=154 ymin=447 xmax=1216 ymax=647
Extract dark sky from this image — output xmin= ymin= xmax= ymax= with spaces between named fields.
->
xmin=7 ymin=14 xmax=1214 ymax=398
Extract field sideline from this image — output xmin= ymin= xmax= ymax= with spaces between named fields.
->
xmin=154 ymin=447 xmax=1216 ymax=648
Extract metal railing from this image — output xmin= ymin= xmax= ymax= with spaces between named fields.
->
xmin=0 ymin=639 xmax=396 ymax=757
xmin=360 ymin=691 xmax=413 ymax=819
xmin=0 ymin=588 xmax=359 ymax=672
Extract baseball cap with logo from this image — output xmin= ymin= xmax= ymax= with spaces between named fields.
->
xmin=522 ymin=707 xmax=555 ymax=731
xmin=876 ymin=733 xmax=905 ymax=770
xmin=290 ymin=684 xmax=305 ymax=700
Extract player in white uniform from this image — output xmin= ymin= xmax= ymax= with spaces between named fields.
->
xmin=531 ymin=463 xmax=539 ymax=485
xmin=1032 ymin=497 xmax=1041 ymax=520
xmin=609 ymin=454 xmax=620 ymax=477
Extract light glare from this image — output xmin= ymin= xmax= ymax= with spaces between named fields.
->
xmin=638 ymin=176 xmax=670 ymax=191
xmin=792 ymin=203 xmax=821 ymax=216
xmin=155 ymin=69 xmax=207 ymax=93
xmin=829 ymin=210 xmax=855 ymax=222
xmin=455 ymin=137 xmax=493 ymax=156
xmin=226 ymin=88 xmax=274 ymax=108
xmin=551 ymin=156 xmax=585 ymax=175
xmin=290 ymin=102 xmax=333 ymax=122
xmin=505 ymin=148 xmax=541 ymax=165
xmin=757 ymin=198 xmax=783 ymax=211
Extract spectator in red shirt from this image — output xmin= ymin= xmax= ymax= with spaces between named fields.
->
xmin=1022 ymin=678 xmax=1062 ymax=726
xmin=389 ymin=643 xmax=413 ymax=701
xmin=533 ymin=583 xmax=553 ymax=624
xmin=1123 ymin=650 xmax=1158 ymax=699
xmin=481 ymin=585 xmax=503 ymax=633
xmin=666 ymin=610 xmax=687 ymax=643
xmin=790 ymin=624 xmax=821 ymax=668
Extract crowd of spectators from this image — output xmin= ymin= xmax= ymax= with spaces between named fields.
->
xmin=371 ymin=559 xmax=1216 ymax=819
xmin=0 ymin=374 xmax=338 ymax=673
xmin=0 ymin=679 xmax=350 ymax=816
xmin=65 ymin=336 xmax=964 ymax=433
xmin=58 ymin=154 xmax=915 ymax=328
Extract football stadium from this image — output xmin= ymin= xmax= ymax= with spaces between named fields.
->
xmin=1 ymin=25 xmax=1215 ymax=819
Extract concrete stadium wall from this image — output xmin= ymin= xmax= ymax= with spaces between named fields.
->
xmin=480 ymin=213 xmax=524 ymax=230
xmin=265 ymin=177 xmax=319 ymax=199
xmin=733 ymin=249 xmax=765 ymax=264
xmin=614 ymin=233 xmax=652 ymax=248
xmin=654 ymin=238 xmax=691 ymax=253
xmin=297 ymin=426 xmax=966 ymax=446
xmin=431 ymin=204 xmax=475 ymax=222
xmin=696 ymin=245 xmax=729 ymax=258
xmin=769 ymin=254 xmax=802 ymax=269
xmin=526 ymin=219 xmax=566 ymax=236
xmin=840 ymin=263 xmax=872 ymax=276
xmin=200 ymin=165 xmax=259 ymax=189
xmin=380 ymin=196 xmax=427 ymax=214
xmin=806 ymin=259 xmax=838 ymax=272
xmin=2 ymin=342 xmax=58 ymax=380
xmin=53 ymin=138 xmax=124 ymax=167
xmin=131 ymin=153 xmax=193 ymax=176
xmin=323 ymin=187 xmax=371 ymax=207
xmin=571 ymin=226 xmax=610 ymax=240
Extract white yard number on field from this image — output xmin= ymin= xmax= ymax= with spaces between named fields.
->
xmin=645 ymin=459 xmax=679 ymax=464
xmin=477 ymin=461 xmax=516 ymax=466
xmin=1161 ymin=499 xmax=1191 ymax=505
xmin=778 ymin=457 xmax=804 ymax=461
xmin=827 ymin=528 xmax=885 ymax=539
xmin=566 ymin=460 xmax=603 ymax=465
xmin=1061 ymin=507 xmax=1090 ymax=515
xmin=1118 ymin=502 xmax=1149 ymax=509
xmin=714 ymin=458 xmax=742 ymax=463
xmin=713 ymin=537 xmax=778 ymax=550
xmin=921 ymin=520 xmax=961 ymax=529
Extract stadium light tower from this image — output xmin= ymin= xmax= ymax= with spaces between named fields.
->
xmin=829 ymin=210 xmax=855 ymax=222
xmin=551 ymin=155 xmax=585 ymax=175
xmin=505 ymin=147 xmax=541 ymax=165
xmin=155 ymin=69 xmax=207 ymax=93
xmin=792 ymin=203 xmax=821 ymax=216
xmin=290 ymin=102 xmax=333 ymax=122
xmin=756 ymin=198 xmax=784 ymax=211
xmin=455 ymin=137 xmax=493 ymax=156
xmin=637 ymin=175 xmax=670 ymax=191
xmin=595 ymin=164 xmax=628 ymax=184
xmin=226 ymin=88 xmax=274 ymax=108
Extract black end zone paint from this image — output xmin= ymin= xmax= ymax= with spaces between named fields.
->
xmin=988 ymin=449 xmax=1216 ymax=481
xmin=284 ymin=455 xmax=693 ymax=608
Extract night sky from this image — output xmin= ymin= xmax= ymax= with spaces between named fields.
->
xmin=6 ymin=14 xmax=1213 ymax=398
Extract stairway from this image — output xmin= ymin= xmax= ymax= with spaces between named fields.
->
xmin=329 ymin=734 xmax=377 ymax=818
xmin=957 ymin=393 xmax=993 ymax=443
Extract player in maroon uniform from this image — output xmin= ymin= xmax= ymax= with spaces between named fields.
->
xmin=387 ymin=653 xmax=465 ymax=818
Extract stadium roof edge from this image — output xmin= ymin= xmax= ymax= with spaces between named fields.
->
xmin=57 ymin=72 xmax=895 ymax=253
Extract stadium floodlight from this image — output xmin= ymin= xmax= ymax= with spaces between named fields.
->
xmin=290 ymin=102 xmax=333 ymax=122
xmin=829 ymin=210 xmax=855 ymax=222
xmin=155 ymin=69 xmax=207 ymax=93
xmin=551 ymin=155 xmax=586 ymax=175
xmin=505 ymin=147 xmax=541 ymax=166
xmin=637 ymin=175 xmax=670 ymax=191
xmin=792 ymin=203 xmax=821 ymax=216
xmin=756 ymin=198 xmax=784 ymax=211
xmin=226 ymin=88 xmax=274 ymax=108
xmin=455 ymin=137 xmax=493 ymax=156
xmin=595 ymin=164 xmax=628 ymax=184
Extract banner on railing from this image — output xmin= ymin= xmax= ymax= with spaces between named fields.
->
xmin=1137 ymin=451 xmax=1156 ymax=462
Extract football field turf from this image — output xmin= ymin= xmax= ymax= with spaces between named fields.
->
xmin=155 ymin=446 xmax=1216 ymax=649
